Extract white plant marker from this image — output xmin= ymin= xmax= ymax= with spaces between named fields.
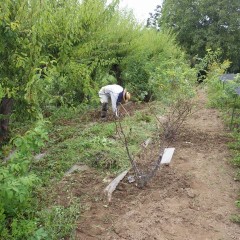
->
xmin=161 ymin=148 xmax=175 ymax=165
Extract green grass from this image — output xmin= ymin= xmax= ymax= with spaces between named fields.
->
xmin=32 ymin=107 xmax=160 ymax=184
xmin=37 ymin=198 xmax=81 ymax=240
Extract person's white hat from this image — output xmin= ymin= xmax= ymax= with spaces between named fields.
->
xmin=123 ymin=89 xmax=131 ymax=102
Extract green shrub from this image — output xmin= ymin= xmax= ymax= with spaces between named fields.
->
xmin=0 ymin=120 xmax=48 ymax=239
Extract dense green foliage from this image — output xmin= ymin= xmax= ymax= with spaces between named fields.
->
xmin=158 ymin=0 xmax=240 ymax=73
xmin=0 ymin=0 xmax=197 ymax=238
xmin=0 ymin=0 xmax=194 ymax=121
xmin=0 ymin=120 xmax=48 ymax=239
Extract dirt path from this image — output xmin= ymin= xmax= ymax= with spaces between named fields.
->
xmin=62 ymin=89 xmax=240 ymax=240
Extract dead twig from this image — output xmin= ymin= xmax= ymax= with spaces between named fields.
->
xmin=114 ymin=119 xmax=141 ymax=179
xmin=120 ymin=103 xmax=130 ymax=117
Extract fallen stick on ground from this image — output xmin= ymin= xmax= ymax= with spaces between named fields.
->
xmin=104 ymin=169 xmax=130 ymax=202
xmin=120 ymin=103 xmax=130 ymax=116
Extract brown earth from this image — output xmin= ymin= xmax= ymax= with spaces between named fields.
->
xmin=54 ymin=89 xmax=240 ymax=240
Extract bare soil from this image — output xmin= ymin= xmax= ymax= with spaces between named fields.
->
xmin=54 ymin=89 xmax=240 ymax=240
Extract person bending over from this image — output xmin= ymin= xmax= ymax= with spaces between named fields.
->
xmin=98 ymin=84 xmax=130 ymax=118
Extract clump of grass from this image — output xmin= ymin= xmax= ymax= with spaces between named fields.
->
xmin=32 ymin=106 xmax=159 ymax=183
xmin=37 ymin=198 xmax=81 ymax=239
xmin=230 ymin=214 xmax=240 ymax=223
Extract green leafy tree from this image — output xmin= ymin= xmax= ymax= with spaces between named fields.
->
xmin=0 ymin=0 xmax=122 ymax=126
xmin=159 ymin=0 xmax=240 ymax=72
xmin=147 ymin=4 xmax=161 ymax=29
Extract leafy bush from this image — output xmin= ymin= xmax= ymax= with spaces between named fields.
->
xmin=0 ymin=120 xmax=48 ymax=239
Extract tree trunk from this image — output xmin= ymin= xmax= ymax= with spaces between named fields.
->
xmin=0 ymin=97 xmax=13 ymax=142
xmin=110 ymin=64 xmax=123 ymax=86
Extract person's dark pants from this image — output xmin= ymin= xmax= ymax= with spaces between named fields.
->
xmin=101 ymin=103 xmax=108 ymax=118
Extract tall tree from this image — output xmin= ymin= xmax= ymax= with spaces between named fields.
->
xmin=159 ymin=0 xmax=240 ymax=72
xmin=146 ymin=5 xmax=161 ymax=29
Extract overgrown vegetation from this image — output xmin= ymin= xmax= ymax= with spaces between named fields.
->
xmin=0 ymin=0 xmax=238 ymax=237
xmin=0 ymin=0 xmax=198 ymax=238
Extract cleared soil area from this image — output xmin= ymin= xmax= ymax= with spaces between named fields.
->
xmin=54 ymin=89 xmax=240 ymax=240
